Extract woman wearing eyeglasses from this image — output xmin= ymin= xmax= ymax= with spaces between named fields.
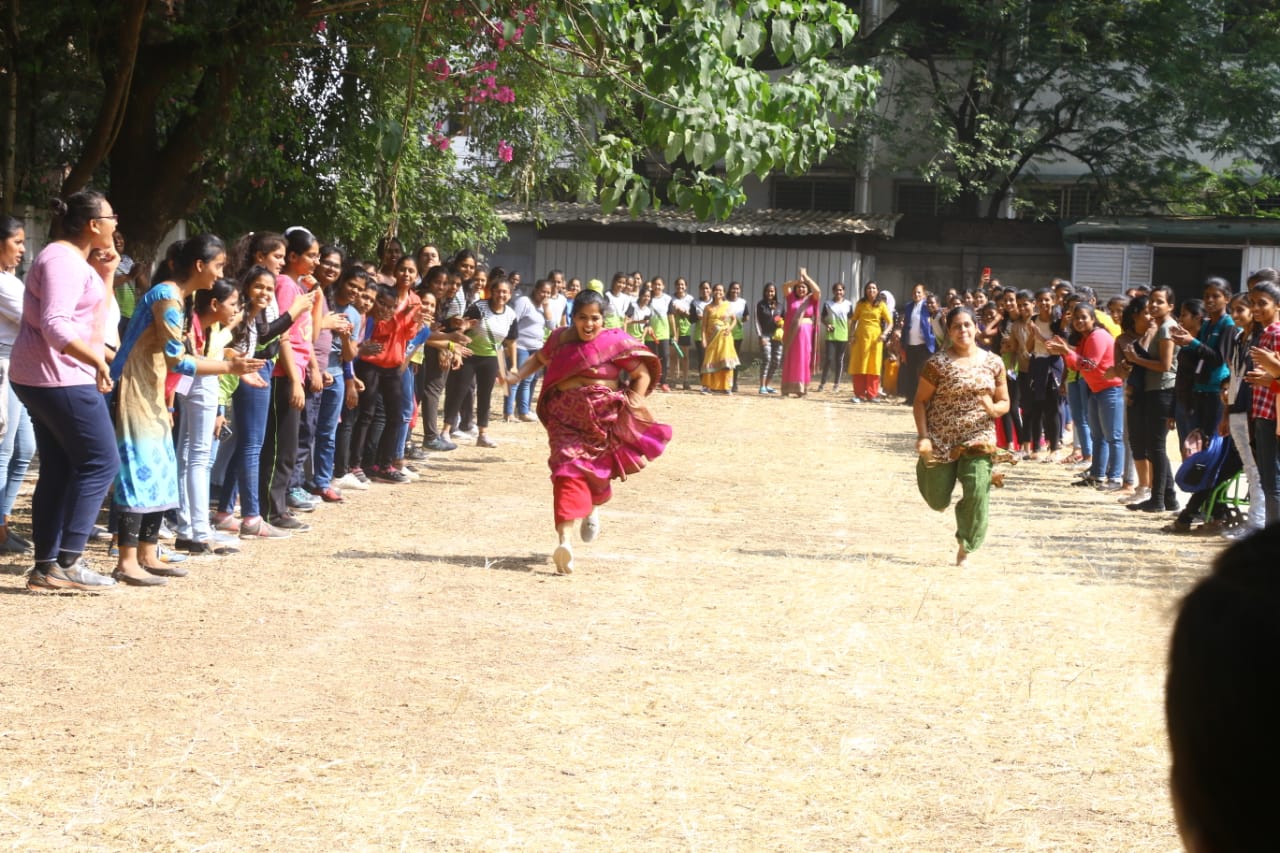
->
xmin=10 ymin=191 xmax=121 ymax=591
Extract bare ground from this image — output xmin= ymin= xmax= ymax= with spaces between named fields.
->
xmin=0 ymin=388 xmax=1212 ymax=851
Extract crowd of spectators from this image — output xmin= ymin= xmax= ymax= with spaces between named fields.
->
xmin=3 ymin=193 xmax=1279 ymax=591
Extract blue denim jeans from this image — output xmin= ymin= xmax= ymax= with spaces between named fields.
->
xmin=1067 ymin=379 xmax=1092 ymax=459
xmin=0 ymin=370 xmax=36 ymax=519
xmin=1088 ymin=384 xmax=1124 ymax=481
xmin=1253 ymin=418 xmax=1280 ymax=525
xmin=12 ymin=382 xmax=120 ymax=561
xmin=219 ymin=362 xmax=272 ymax=519
xmin=505 ymin=348 xmax=540 ymax=416
xmin=175 ymin=373 xmax=219 ymax=542
xmin=311 ymin=369 xmax=345 ymax=488
xmin=395 ymin=365 xmax=415 ymax=457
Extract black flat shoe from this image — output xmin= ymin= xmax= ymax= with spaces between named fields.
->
xmin=112 ymin=570 xmax=167 ymax=587
xmin=144 ymin=564 xmax=188 ymax=578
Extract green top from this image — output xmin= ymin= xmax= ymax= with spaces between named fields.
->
xmin=823 ymin=299 xmax=853 ymax=343
xmin=649 ymin=293 xmax=672 ymax=340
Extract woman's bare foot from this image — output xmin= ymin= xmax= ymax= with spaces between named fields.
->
xmin=552 ymin=544 xmax=574 ymax=574
xmin=956 ymin=546 xmax=969 ymax=567
xmin=991 ymin=471 xmax=1005 ymax=489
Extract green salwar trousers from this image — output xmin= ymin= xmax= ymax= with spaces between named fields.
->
xmin=916 ymin=453 xmax=992 ymax=553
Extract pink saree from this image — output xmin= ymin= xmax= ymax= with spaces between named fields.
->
xmin=536 ymin=329 xmax=672 ymax=518
xmin=781 ymin=294 xmax=817 ymax=394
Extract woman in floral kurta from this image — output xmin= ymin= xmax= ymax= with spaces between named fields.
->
xmin=913 ymin=305 xmax=1012 ymax=566
xmin=110 ymin=235 xmax=261 ymax=585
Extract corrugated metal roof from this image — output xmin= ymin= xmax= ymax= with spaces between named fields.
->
xmin=1063 ymin=216 xmax=1280 ymax=244
xmin=496 ymin=202 xmax=899 ymax=238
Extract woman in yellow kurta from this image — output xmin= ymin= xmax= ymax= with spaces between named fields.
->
xmin=699 ymin=283 xmax=739 ymax=393
xmin=848 ymin=280 xmax=892 ymax=401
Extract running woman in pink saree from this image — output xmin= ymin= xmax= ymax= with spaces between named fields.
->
xmin=507 ymin=290 xmax=672 ymax=573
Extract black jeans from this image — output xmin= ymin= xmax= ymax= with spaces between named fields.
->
xmin=1139 ymin=388 xmax=1177 ymax=506
xmin=417 ymin=352 xmax=450 ymax=442
xmin=445 ymin=356 xmax=501 ymax=429
xmin=351 ymin=361 xmax=403 ymax=469
xmin=647 ymin=339 xmax=671 ymax=387
xmin=260 ymin=374 xmax=302 ymax=520
xmin=901 ymin=343 xmax=930 ymax=403
xmin=819 ymin=339 xmax=847 ymax=387
xmin=11 ymin=382 xmax=120 ymax=562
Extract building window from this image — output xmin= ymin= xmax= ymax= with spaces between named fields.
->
xmin=1015 ymin=184 xmax=1099 ymax=220
xmin=893 ymin=183 xmax=962 ymax=217
xmin=772 ymin=178 xmax=854 ymax=211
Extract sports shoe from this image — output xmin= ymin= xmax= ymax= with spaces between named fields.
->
xmin=517 ymin=413 xmax=538 ymax=422
xmin=580 ymin=508 xmax=601 ymax=543
xmin=212 ymin=513 xmax=241 ymax=532
xmin=1120 ymin=487 xmax=1150 ymax=505
xmin=156 ymin=544 xmax=188 ymax=564
xmin=1097 ymin=479 xmax=1124 ymax=491
xmin=239 ymin=518 xmax=291 ymax=540
xmin=477 ymin=434 xmax=498 ymax=448
xmin=41 ymin=559 xmax=117 ymax=592
xmin=271 ymin=513 xmax=311 ymax=532
xmin=425 ymin=436 xmax=458 ymax=451
xmin=552 ymin=544 xmax=574 ymax=575
xmin=335 ymin=472 xmax=370 ymax=491
xmin=288 ymin=487 xmax=318 ymax=512
xmin=26 ymin=565 xmax=57 ymax=591
xmin=455 ymin=425 xmax=479 ymax=439
xmin=373 ymin=467 xmax=409 ymax=484
xmin=404 ymin=444 xmax=427 ymax=461
xmin=0 ymin=535 xmax=32 ymax=554
xmin=398 ymin=465 xmax=420 ymax=482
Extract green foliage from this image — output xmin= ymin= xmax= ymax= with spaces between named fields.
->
xmin=854 ymin=0 xmax=1280 ymax=218
xmin=4 ymin=0 xmax=878 ymax=258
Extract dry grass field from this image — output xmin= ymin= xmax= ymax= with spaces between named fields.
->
xmin=0 ymin=386 xmax=1213 ymax=851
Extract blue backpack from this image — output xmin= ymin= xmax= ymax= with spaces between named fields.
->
xmin=1175 ymin=433 xmax=1234 ymax=494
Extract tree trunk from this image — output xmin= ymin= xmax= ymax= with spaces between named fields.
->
xmin=2 ymin=0 xmax=18 ymax=213
xmin=107 ymin=45 xmax=240 ymax=266
xmin=61 ymin=0 xmax=149 ymax=195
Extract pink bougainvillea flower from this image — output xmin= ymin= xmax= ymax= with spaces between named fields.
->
xmin=497 ymin=140 xmax=514 ymax=163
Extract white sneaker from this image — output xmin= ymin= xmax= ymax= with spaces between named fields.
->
xmin=580 ymin=508 xmax=600 ymax=543
xmin=335 ymin=472 xmax=370 ymax=491
xmin=552 ymin=544 xmax=574 ymax=574
xmin=398 ymin=465 xmax=420 ymax=482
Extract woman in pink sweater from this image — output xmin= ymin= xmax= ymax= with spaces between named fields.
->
xmin=10 ymin=191 xmax=121 ymax=592
xmin=1047 ymin=303 xmax=1124 ymax=488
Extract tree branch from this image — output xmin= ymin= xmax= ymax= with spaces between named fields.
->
xmin=61 ymin=0 xmax=148 ymax=194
